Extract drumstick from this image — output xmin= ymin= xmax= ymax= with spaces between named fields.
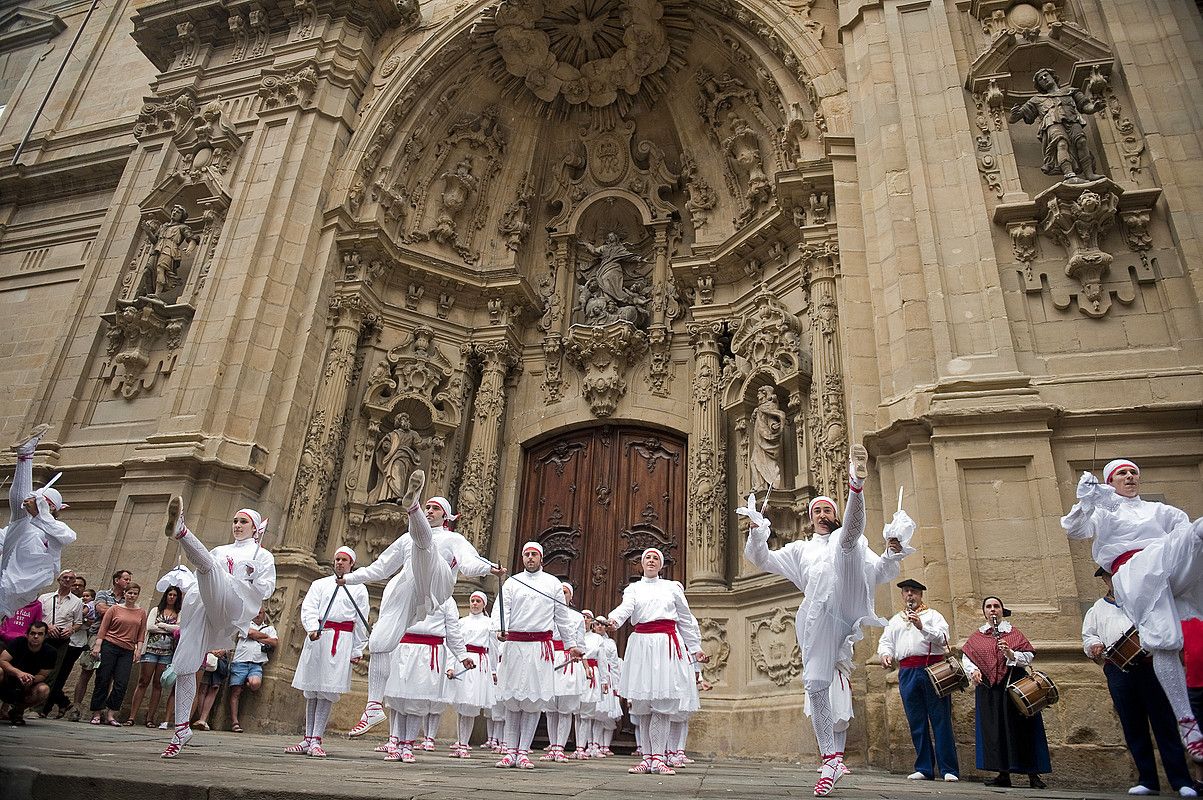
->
xmin=761 ymin=484 xmax=772 ymax=514
xmin=1091 ymin=427 xmax=1099 ymax=475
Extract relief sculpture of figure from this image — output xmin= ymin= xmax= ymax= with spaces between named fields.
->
xmin=140 ymin=205 xmax=198 ymax=299
xmin=575 ymin=233 xmax=650 ymax=328
xmin=749 ymin=386 xmax=786 ymax=491
xmin=368 ymin=414 xmax=431 ymax=504
xmin=1008 ymin=68 xmax=1104 ymax=184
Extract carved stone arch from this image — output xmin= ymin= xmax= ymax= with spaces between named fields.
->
xmin=565 ymin=188 xmax=657 ymax=233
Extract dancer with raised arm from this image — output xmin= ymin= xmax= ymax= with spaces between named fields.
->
xmin=1062 ymin=458 xmax=1203 ymax=760
xmin=287 ymin=545 xmax=368 ymax=758
xmin=0 ymin=424 xmax=76 ymax=620
xmin=161 ymin=498 xmax=275 ymax=758
xmin=607 ymin=547 xmax=707 ymax=776
xmin=739 ymin=444 xmax=913 ymax=796
xmin=340 ymin=470 xmax=503 ymax=739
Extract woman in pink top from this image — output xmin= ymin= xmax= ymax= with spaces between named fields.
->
xmin=89 ymin=583 xmax=147 ymax=725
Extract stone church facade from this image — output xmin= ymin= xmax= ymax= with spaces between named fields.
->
xmin=1 ymin=0 xmax=1200 ymax=785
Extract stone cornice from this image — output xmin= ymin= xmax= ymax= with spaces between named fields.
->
xmin=0 ymin=7 xmax=65 ymax=51
xmin=0 ymin=141 xmax=131 ymax=204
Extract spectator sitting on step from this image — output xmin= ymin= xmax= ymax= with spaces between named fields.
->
xmin=0 ymin=620 xmax=56 ymax=724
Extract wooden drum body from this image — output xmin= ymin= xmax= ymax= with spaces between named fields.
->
xmin=1007 ymin=670 xmax=1059 ymax=717
xmin=1104 ymin=627 xmax=1148 ymax=672
xmin=926 ymin=656 xmax=970 ymax=698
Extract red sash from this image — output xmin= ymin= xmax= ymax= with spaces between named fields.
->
xmin=323 ymin=620 xmax=354 ymax=657
xmin=401 ymin=633 xmax=444 ymax=670
xmin=634 ymin=619 xmax=683 ymax=660
xmin=898 ymin=654 xmax=943 ymax=669
xmin=1110 ymin=548 xmax=1143 ymax=574
xmin=553 ymin=639 xmax=574 ymax=673
xmin=506 ymin=630 xmax=554 ymax=661
xmin=467 ymin=643 xmax=487 ymax=668
xmin=586 ymin=658 xmax=599 ymax=688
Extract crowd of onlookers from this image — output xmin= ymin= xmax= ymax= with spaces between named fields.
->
xmin=0 ymin=567 xmax=276 ymax=731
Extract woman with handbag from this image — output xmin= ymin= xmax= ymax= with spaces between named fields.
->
xmin=126 ymin=585 xmax=182 ymax=726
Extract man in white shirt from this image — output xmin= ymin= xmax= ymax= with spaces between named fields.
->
xmin=878 ymin=579 xmax=958 ymax=782
xmin=227 ymin=607 xmax=279 ymax=735
xmin=491 ymin=541 xmax=583 ymax=769
xmin=35 ymin=569 xmax=84 ymax=717
xmin=1083 ymin=567 xmax=1196 ymax=797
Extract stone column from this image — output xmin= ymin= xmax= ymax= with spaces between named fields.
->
xmin=278 ymin=289 xmax=377 ymax=562
xmin=801 ymin=242 xmax=848 ymax=505
xmin=687 ymin=321 xmax=726 ymax=587
xmin=456 ymin=339 xmax=518 ymax=553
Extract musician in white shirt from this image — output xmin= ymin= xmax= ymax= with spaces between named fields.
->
xmin=1083 ymin=568 xmax=1195 ymax=797
xmin=877 ymin=579 xmax=958 ymax=782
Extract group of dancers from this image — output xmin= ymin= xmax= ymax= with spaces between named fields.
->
xmin=3 ymin=419 xmax=1203 ymax=796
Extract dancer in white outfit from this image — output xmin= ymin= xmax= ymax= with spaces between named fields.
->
xmin=381 ymin=596 xmax=472 ymax=763
xmin=1061 ymin=458 xmax=1203 ymax=760
xmin=739 ymin=444 xmax=912 ymax=796
xmin=449 ymin=590 xmax=495 ymax=758
xmin=570 ymin=609 xmax=604 ymax=759
xmin=0 ymin=424 xmax=76 ymax=620
xmin=161 ymin=497 xmax=276 ymax=759
xmin=341 ymin=470 xmax=501 ymax=738
xmin=492 ymin=541 xmax=583 ymax=769
xmin=545 ymin=583 xmax=586 ymax=762
xmin=607 ymin=547 xmax=707 ymax=776
xmin=287 ymin=546 xmax=368 ymax=758
xmin=593 ymin=617 xmax=623 ymax=756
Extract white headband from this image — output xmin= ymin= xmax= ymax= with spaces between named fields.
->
xmin=470 ymin=590 xmax=487 ymax=604
xmin=1104 ymin=459 xmax=1139 ymax=484
xmin=642 ymin=547 xmax=664 ymax=567
xmin=237 ymin=508 xmax=268 ymax=538
xmin=427 ymin=496 xmax=458 ymax=522
xmin=334 ymin=545 xmax=356 ymax=564
xmin=522 ymin=541 xmax=543 ymax=556
xmin=808 ymin=496 xmax=838 ymax=517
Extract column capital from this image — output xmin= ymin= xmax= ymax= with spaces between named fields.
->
xmin=687 ymin=321 xmax=725 ymax=350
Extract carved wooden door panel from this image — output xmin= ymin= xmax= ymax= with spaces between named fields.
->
xmin=515 ymin=425 xmax=687 ymax=627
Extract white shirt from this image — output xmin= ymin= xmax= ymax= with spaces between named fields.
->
xmin=37 ymin=590 xmax=85 ymax=647
xmin=960 ymin=620 xmax=1035 ymax=678
xmin=460 ymin=611 xmax=494 ymax=671
xmin=1062 ymin=494 xmax=1190 ymax=572
xmin=491 ymin=568 xmax=581 ymax=650
xmin=233 ymin=621 xmax=279 ymax=663
xmin=405 ymin=597 xmax=468 ymax=662
xmin=210 ymin=538 xmax=277 ymax=601
xmin=344 ymin=526 xmax=491 ymax=586
xmin=607 ymin=576 xmax=703 ymax=655
xmin=298 ymin=575 xmax=369 ymax=660
xmin=877 ymin=607 xmax=949 ymax=661
xmin=1081 ymin=597 xmax=1136 ymax=656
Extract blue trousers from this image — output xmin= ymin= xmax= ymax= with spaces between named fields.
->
xmin=1106 ymin=660 xmax=1192 ymax=792
xmin=899 ymin=666 xmax=960 ymax=778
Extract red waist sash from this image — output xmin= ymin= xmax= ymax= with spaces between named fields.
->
xmin=323 ymin=620 xmax=354 ymax=657
xmin=467 ymin=643 xmax=487 ymax=667
xmin=506 ymin=630 xmax=554 ymax=661
xmin=400 ymin=633 xmax=444 ymax=670
xmin=634 ymin=619 xmax=683 ymax=660
xmin=898 ymin=654 xmax=944 ymax=669
xmin=1110 ymin=548 xmax=1143 ymax=574
xmin=586 ymin=657 xmax=599 ymax=688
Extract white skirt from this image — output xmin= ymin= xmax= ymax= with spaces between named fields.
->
xmin=450 ymin=654 xmax=495 ymax=715
xmin=291 ymin=627 xmax=355 ymax=698
xmin=384 ymin=639 xmax=451 ymax=716
xmin=1114 ymin=521 xmax=1203 ymax=650
xmin=577 ymin=661 xmax=603 ymax=713
xmin=619 ymin=630 xmax=694 ymax=716
xmin=496 ymin=638 xmax=556 ymax=712
xmin=551 ymin=647 xmax=585 ymax=712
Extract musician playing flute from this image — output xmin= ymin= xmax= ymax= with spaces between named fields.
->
xmin=960 ymin=597 xmax=1050 ymax=788
xmin=286 ymin=546 xmax=368 ymax=758
xmin=877 ymin=579 xmax=959 ymax=782
xmin=738 ymin=444 xmax=913 ymax=797
xmin=1062 ymin=458 xmax=1203 ymax=761
xmin=1084 ymin=567 xmax=1196 ymax=797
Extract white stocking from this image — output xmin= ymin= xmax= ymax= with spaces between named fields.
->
xmin=403 ymin=713 xmax=423 ymax=744
xmin=389 ymin=711 xmax=404 ymax=742
xmin=635 ymin=715 xmax=648 ymax=753
xmin=545 ymin=711 xmax=560 ymax=745
xmin=602 ymin=725 xmax=615 ymax=747
xmin=367 ymin=655 xmax=389 ymax=705
xmin=457 ymin=714 xmax=474 ymax=746
xmin=312 ymin=698 xmax=333 ymax=740
xmin=425 ymin=711 xmax=442 ymax=740
xmin=580 ymin=717 xmax=594 ymax=750
xmin=176 ymin=529 xmax=215 ymax=574
xmin=520 ymin=710 xmax=540 ymax=751
xmin=173 ymin=672 xmax=197 ymax=732
xmin=669 ymin=720 xmax=686 ymax=753
xmin=504 ymin=709 xmax=522 ymax=754
xmin=304 ymin=697 xmax=317 ymax=738
xmin=806 ymin=685 xmax=837 ymax=757
xmin=648 ymin=712 xmax=670 ymax=762
xmin=1153 ymin=648 xmax=1195 ymax=720
xmin=554 ymin=711 xmax=572 ymax=747
xmin=834 ymin=726 xmax=847 ymax=756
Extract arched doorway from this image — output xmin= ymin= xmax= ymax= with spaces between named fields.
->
xmin=514 ymin=424 xmax=687 ymax=622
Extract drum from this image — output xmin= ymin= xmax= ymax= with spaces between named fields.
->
xmin=926 ymin=656 xmax=970 ymax=698
xmin=1007 ymin=670 xmax=1059 ymax=717
xmin=1104 ymin=627 xmax=1148 ymax=672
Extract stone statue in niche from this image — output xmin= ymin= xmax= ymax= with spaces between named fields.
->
xmin=573 ymin=233 xmax=651 ymax=328
xmin=368 ymin=412 xmax=432 ymax=504
xmin=1009 ymin=68 xmax=1104 ymax=184
xmin=723 ymin=115 xmax=771 ymax=209
xmin=748 ymin=385 xmax=786 ymax=491
xmin=139 ymin=204 xmax=199 ymax=299
xmin=432 ymin=156 xmax=478 ymax=245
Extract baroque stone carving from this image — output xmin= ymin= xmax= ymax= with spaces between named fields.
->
xmin=1085 ymin=65 xmax=1146 ymax=182
xmin=368 ymin=413 xmax=434 ymax=504
xmin=573 ymin=233 xmax=651 ymax=329
xmin=431 ymin=157 xmax=478 ymax=246
xmin=99 ymin=298 xmax=194 ymax=400
xmin=139 ymin=204 xmax=199 ymax=299
xmin=498 ymin=172 xmax=535 ymax=251
xmin=681 ymin=153 xmax=716 ymax=231
xmin=1040 ymin=181 xmax=1119 ymax=317
xmin=362 ymin=326 xmax=464 ymax=429
xmin=645 ymin=326 xmax=673 ymax=396
xmin=1008 ymin=68 xmax=1103 ymax=184
xmin=564 ymin=323 xmax=649 ymax=417
xmin=291 ymin=0 xmax=317 ymax=40
xmin=748 ymin=385 xmax=786 ymax=491
xmin=173 ymin=21 xmax=200 ymax=70
xmin=258 ymin=62 xmax=318 ymax=110
xmin=749 ymin=607 xmax=802 ymax=686
xmin=725 ymin=290 xmax=807 ymax=394
xmin=698 ymin=617 xmax=730 ymax=685
xmin=723 ymin=115 xmax=772 ymax=226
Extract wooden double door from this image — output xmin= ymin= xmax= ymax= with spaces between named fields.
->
xmin=515 ymin=425 xmax=688 ymax=623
